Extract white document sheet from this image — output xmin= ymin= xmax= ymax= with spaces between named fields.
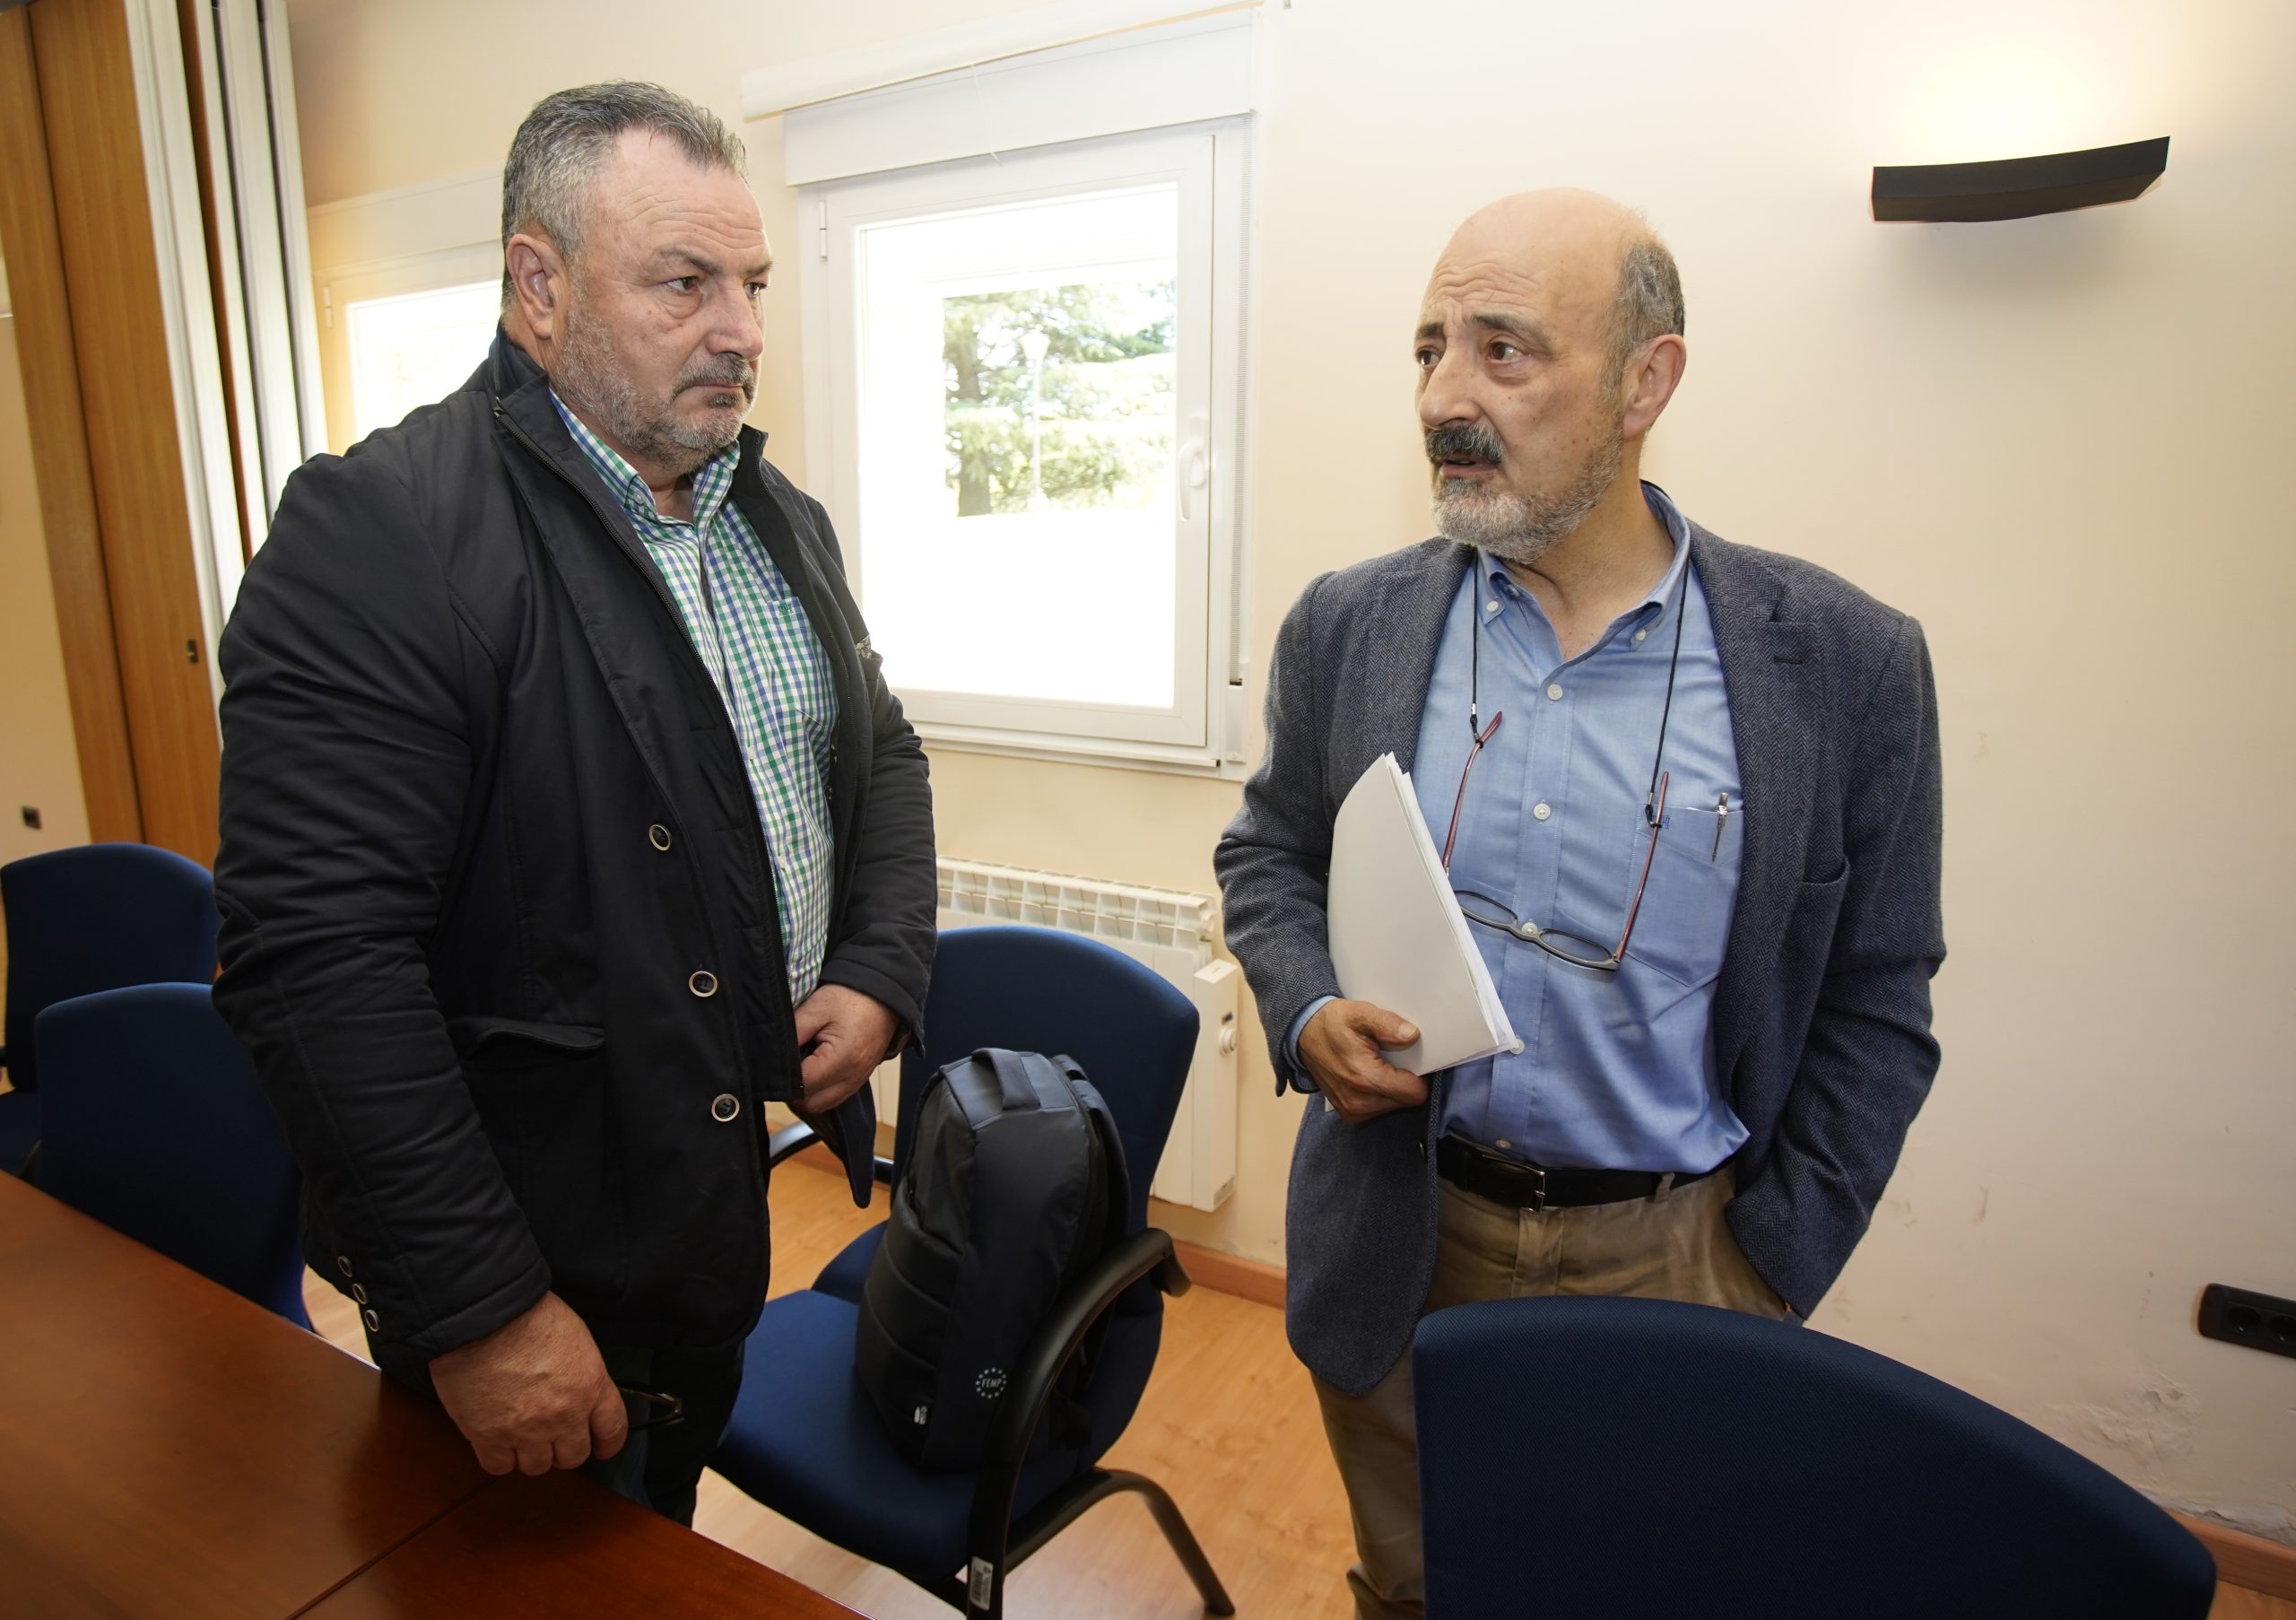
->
xmin=1326 ymin=754 xmax=1523 ymax=1077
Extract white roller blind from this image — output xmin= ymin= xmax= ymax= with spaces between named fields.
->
xmin=778 ymin=12 xmax=1258 ymax=186
xmin=743 ymin=0 xmax=1258 ymax=119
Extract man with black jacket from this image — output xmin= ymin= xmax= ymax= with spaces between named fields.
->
xmin=213 ymin=83 xmax=936 ymax=1523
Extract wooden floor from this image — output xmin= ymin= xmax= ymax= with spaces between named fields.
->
xmin=304 ymin=1165 xmax=2293 ymax=1620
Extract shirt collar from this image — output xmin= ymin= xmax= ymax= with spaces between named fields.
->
xmin=1478 ymin=480 xmax=1694 ymax=630
xmin=549 ymin=389 xmax=741 ymax=532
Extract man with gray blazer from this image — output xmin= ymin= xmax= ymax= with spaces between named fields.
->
xmin=1214 ymin=189 xmax=1944 ymax=1618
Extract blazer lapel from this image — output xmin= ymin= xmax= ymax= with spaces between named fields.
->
xmin=1696 ymin=527 xmax=1817 ymax=1090
xmin=1343 ymin=541 xmax=1474 ymax=800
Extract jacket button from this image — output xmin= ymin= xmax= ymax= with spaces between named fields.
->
xmin=362 ymin=1307 xmax=381 ymax=1332
xmin=689 ymin=970 xmax=718 ymax=998
xmin=648 ymin=823 xmax=673 ymax=851
xmin=335 ymin=1255 xmax=354 ymax=1279
xmin=710 ymin=1093 xmax=742 ymax=1123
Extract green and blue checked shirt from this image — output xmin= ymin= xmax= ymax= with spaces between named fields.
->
xmin=552 ymin=394 xmax=839 ymax=1008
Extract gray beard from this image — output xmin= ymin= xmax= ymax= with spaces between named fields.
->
xmin=1431 ymin=428 xmax=1623 ymax=567
xmin=554 ymin=307 xmax=749 ymax=480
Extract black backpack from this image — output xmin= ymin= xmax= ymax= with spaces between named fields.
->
xmin=853 ymin=1047 xmax=1128 ymax=1471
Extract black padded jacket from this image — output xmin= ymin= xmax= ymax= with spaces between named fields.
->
xmin=214 ymin=331 xmax=935 ymax=1365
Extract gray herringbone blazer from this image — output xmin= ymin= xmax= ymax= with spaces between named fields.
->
xmin=1214 ymin=523 xmax=1945 ymax=1396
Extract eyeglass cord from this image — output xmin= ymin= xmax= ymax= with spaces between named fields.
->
xmin=1470 ymin=549 xmax=1691 ymax=829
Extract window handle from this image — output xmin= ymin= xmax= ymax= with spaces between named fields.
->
xmin=1178 ymin=413 xmax=1210 ymax=521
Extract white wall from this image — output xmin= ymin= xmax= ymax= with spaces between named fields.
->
xmin=286 ymin=0 xmax=2296 ymax=1537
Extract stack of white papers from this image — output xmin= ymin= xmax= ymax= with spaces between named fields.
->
xmin=1326 ymin=753 xmax=1523 ymax=1076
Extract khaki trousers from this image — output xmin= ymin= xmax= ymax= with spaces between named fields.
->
xmin=1312 ymin=1168 xmax=1788 ymax=1620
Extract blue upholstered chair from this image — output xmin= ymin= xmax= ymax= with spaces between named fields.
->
xmin=1413 ymin=1295 xmax=2217 ymax=1619
xmin=714 ymin=925 xmax=1233 ymax=1620
xmin=34 ymin=983 xmax=309 ymax=1328
xmin=1 ymin=842 xmax=221 ymax=1177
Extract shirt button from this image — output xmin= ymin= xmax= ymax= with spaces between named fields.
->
xmin=1545 ymin=684 xmax=1564 ymax=701
xmin=648 ymin=823 xmax=673 ymax=852
xmin=335 ymin=1255 xmax=354 ymax=1279
xmin=710 ymin=1093 xmax=743 ymax=1123
xmin=1495 ymin=1138 xmax=1512 ymax=1151
xmin=1633 ymin=628 xmax=1648 ymax=644
xmin=1485 ymin=600 xmax=1500 ymax=614
xmin=1533 ymin=803 xmax=1552 ymax=821
xmin=689 ymin=970 xmax=718 ymax=998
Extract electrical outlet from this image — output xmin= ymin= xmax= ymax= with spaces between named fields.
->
xmin=2198 ymin=1284 xmax=2296 ymax=1360
xmin=19 ymin=806 xmax=38 ymax=830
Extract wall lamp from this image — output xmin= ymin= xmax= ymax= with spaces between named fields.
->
xmin=1872 ymin=136 xmax=2170 ymax=222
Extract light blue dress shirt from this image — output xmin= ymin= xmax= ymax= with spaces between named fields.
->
xmin=1292 ymin=483 xmax=1750 ymax=1172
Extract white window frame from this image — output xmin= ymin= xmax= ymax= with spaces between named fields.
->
xmin=790 ymin=15 xmax=1258 ymax=775
xmin=320 ymin=247 xmax=501 ymax=449
xmin=304 ymin=168 xmax=502 ymax=456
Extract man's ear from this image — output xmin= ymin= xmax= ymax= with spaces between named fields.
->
xmin=1622 ymin=333 xmax=1686 ymax=442
xmin=505 ymin=231 xmax=570 ymax=344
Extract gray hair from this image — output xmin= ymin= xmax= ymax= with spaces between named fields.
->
xmin=1603 ymin=238 xmax=1685 ymax=396
xmin=500 ymin=82 xmax=746 ymax=304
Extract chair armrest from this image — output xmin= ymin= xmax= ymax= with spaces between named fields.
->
xmin=965 ymin=1228 xmax=1183 ymax=1601
xmin=763 ymin=1119 xmax=818 ymax=1168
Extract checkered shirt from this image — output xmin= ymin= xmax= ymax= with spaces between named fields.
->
xmin=552 ymin=394 xmax=838 ymax=1008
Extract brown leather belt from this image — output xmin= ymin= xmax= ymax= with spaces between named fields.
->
xmin=1436 ymin=1135 xmax=1720 ymax=1212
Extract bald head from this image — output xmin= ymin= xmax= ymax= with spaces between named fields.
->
xmin=1433 ymin=188 xmax=1683 ymax=398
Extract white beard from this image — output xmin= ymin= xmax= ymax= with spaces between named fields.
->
xmin=1431 ymin=427 xmax=1623 ymax=566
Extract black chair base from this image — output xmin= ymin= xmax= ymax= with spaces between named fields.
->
xmin=900 ymin=1467 xmax=1235 ymax=1620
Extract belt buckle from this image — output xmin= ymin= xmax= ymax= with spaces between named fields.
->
xmin=1523 ymin=1163 xmax=1547 ymax=1213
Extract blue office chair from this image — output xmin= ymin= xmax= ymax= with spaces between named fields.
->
xmin=714 ymin=925 xmax=1233 ymax=1620
xmin=34 ymin=982 xmax=309 ymax=1328
xmin=1 ymin=842 xmax=221 ymax=1177
xmin=1413 ymin=1295 xmax=2217 ymax=1619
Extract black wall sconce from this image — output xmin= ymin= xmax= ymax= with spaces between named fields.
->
xmin=1872 ymin=136 xmax=2170 ymax=222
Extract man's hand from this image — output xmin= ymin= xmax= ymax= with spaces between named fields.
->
xmin=428 ymin=1291 xmax=626 ymax=1476
xmin=1299 ymin=999 xmax=1427 ymax=1123
xmin=794 ymin=982 xmax=901 ymax=1113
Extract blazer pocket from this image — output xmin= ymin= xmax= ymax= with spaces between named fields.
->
xmin=1793 ymin=864 xmax=1849 ymax=928
xmin=1801 ymin=856 xmax=1849 ymax=889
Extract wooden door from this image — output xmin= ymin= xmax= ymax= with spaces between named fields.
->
xmin=0 ymin=0 xmax=226 ymax=863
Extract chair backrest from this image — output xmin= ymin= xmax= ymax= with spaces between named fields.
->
xmin=34 ymin=983 xmax=309 ymax=1328
xmin=2 ymin=843 xmax=219 ymax=1094
xmin=1413 ymin=1296 xmax=2216 ymax=1620
xmin=894 ymin=925 xmax=1199 ymax=1235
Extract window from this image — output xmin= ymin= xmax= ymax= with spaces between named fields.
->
xmin=813 ymin=126 xmax=1249 ymax=769
xmin=306 ymin=171 xmax=501 ymax=456
xmin=344 ymin=279 xmax=500 ymax=444
xmin=780 ymin=7 xmax=1260 ymax=769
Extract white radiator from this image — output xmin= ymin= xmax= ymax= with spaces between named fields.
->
xmin=871 ymin=858 xmax=1239 ymax=1212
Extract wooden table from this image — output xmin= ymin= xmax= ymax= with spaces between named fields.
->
xmin=0 ymin=1173 xmax=858 ymax=1619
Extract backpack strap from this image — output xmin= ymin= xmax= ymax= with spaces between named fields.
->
xmin=1044 ymin=1055 xmax=1133 ymax=1455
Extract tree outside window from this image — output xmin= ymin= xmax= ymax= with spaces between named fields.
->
xmin=942 ymin=279 xmax=1177 ymax=518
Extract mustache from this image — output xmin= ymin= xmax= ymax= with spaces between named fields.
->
xmin=678 ymin=359 xmax=757 ymax=394
xmin=1425 ymin=422 xmax=1503 ymax=465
